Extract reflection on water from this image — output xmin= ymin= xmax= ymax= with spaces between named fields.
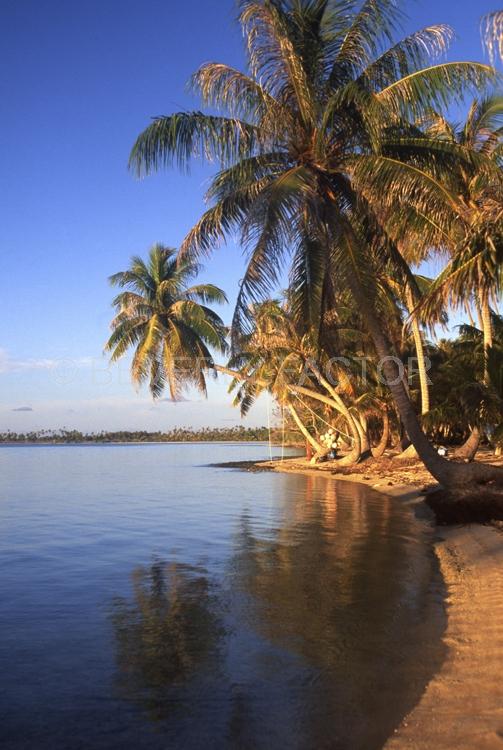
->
xmin=0 ymin=446 xmax=445 ymax=750
xmin=111 ymin=561 xmax=225 ymax=721
xmin=109 ymin=474 xmax=446 ymax=750
xmin=226 ymin=477 xmax=446 ymax=749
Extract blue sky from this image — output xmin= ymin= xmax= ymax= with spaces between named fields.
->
xmin=0 ymin=0 xmax=498 ymax=431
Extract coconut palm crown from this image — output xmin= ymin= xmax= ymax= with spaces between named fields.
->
xmin=129 ymin=0 xmax=497 ymax=340
xmin=128 ymin=0 xmax=502 ymax=486
xmin=421 ymin=96 xmax=503 ymax=317
xmin=105 ymin=244 xmax=228 ymax=399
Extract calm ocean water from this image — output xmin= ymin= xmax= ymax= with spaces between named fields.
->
xmin=0 ymin=444 xmax=445 ymax=750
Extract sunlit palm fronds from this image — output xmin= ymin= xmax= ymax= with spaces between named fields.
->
xmin=105 ymin=244 xmax=228 ymax=399
xmin=481 ymin=10 xmax=503 ymax=66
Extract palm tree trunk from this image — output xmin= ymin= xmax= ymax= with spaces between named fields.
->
xmin=346 ymin=274 xmax=503 ymax=488
xmin=454 ymin=426 xmax=481 ymax=461
xmin=398 ymin=286 xmax=430 ymax=460
xmin=353 ymin=412 xmax=372 ymax=459
xmin=213 ymin=363 xmax=360 ymax=459
xmin=481 ymin=292 xmax=493 ymax=380
xmin=454 ymin=291 xmax=492 ymax=460
xmin=454 ymin=427 xmax=481 ymax=460
xmin=288 ymin=404 xmax=328 ymax=462
xmin=372 ymin=410 xmax=390 ymax=458
xmin=304 ymin=361 xmax=362 ymax=460
xmin=405 ymin=285 xmax=430 ymax=415
xmin=289 ymin=385 xmax=361 ymax=464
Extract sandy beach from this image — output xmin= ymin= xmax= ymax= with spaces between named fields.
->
xmin=227 ymin=456 xmax=503 ymax=749
xmin=385 ymin=523 xmax=503 ymax=750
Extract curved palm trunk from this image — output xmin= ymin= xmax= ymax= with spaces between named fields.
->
xmin=454 ymin=428 xmax=481 ymax=460
xmin=212 ymin=363 xmax=253 ymax=380
xmin=454 ymin=426 xmax=481 ymax=461
xmin=211 ymin=360 xmax=362 ymax=462
xmin=454 ymin=292 xmax=492 ymax=460
xmin=289 ymin=385 xmax=361 ymax=464
xmin=288 ymin=404 xmax=329 ymax=462
xmin=372 ymin=410 xmax=390 ymax=458
xmin=213 ymin=363 xmax=335 ymax=460
xmin=353 ymin=412 xmax=372 ymax=460
xmin=304 ymin=361 xmax=362 ymax=460
xmin=346 ymin=274 xmax=503 ymax=488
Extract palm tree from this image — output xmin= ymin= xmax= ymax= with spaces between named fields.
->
xmin=110 ymin=560 xmax=225 ymax=721
xmin=129 ymin=1 xmax=501 ymax=487
xmin=222 ymin=299 xmax=371 ymax=462
xmin=419 ymin=96 xmax=503 ymax=457
xmin=105 ymin=244 xmax=228 ymax=399
xmin=423 ymin=324 xmax=503 ymax=452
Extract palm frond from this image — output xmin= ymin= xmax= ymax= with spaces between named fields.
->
xmin=358 ymin=25 xmax=454 ymax=91
xmin=377 ymin=62 xmax=498 ymax=119
xmin=129 ymin=112 xmax=259 ymax=176
xmin=242 ymin=0 xmax=321 ymax=127
xmin=333 ymin=0 xmax=403 ymax=79
xmin=182 ymin=284 xmax=228 ymax=305
xmin=481 ymin=10 xmax=503 ymax=66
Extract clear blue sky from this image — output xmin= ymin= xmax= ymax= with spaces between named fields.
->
xmin=0 ymin=0 xmax=498 ymax=431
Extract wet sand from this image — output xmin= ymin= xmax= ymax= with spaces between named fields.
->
xmin=385 ymin=523 xmax=503 ymax=750
xmin=218 ymin=456 xmax=503 ymax=749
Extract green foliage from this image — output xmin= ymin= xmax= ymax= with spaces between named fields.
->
xmin=129 ymin=0 xmax=498 ymax=347
xmin=124 ymin=1 xmax=503 ymax=478
xmin=105 ymin=244 xmax=228 ymax=399
xmin=418 ymin=95 xmax=503 ymax=323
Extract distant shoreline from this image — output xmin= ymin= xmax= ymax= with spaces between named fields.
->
xmin=0 ymin=440 xmax=293 ymax=447
xmin=0 ymin=426 xmax=299 ymax=447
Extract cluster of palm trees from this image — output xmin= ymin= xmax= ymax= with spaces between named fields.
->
xmin=107 ymin=1 xmax=503 ymax=489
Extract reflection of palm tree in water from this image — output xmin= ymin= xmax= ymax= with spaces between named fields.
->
xmin=110 ymin=560 xmax=225 ymax=721
xmin=230 ymin=480 xmax=446 ymax=750
xmin=108 ymin=481 xmax=446 ymax=749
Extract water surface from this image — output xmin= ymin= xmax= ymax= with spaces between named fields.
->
xmin=0 ymin=444 xmax=445 ymax=749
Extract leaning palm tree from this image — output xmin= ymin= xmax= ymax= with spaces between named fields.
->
xmin=226 ymin=299 xmax=368 ymax=462
xmin=105 ymin=244 xmax=228 ymax=399
xmin=130 ymin=1 xmax=501 ymax=487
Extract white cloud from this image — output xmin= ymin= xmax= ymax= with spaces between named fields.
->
xmin=0 ymin=393 xmax=269 ymax=432
xmin=0 ymin=348 xmax=94 ymax=374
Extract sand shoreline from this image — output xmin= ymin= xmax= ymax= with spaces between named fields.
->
xmin=219 ymin=456 xmax=503 ymax=749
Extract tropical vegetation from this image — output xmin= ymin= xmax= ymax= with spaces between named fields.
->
xmin=108 ymin=1 xmax=503 ymax=490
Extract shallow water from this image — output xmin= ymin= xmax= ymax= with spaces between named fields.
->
xmin=0 ymin=444 xmax=445 ymax=750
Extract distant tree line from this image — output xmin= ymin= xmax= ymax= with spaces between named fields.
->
xmin=0 ymin=426 xmax=289 ymax=444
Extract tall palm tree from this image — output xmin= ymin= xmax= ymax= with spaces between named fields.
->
xmin=129 ymin=1 xmax=501 ymax=487
xmin=105 ymin=244 xmax=228 ymax=399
